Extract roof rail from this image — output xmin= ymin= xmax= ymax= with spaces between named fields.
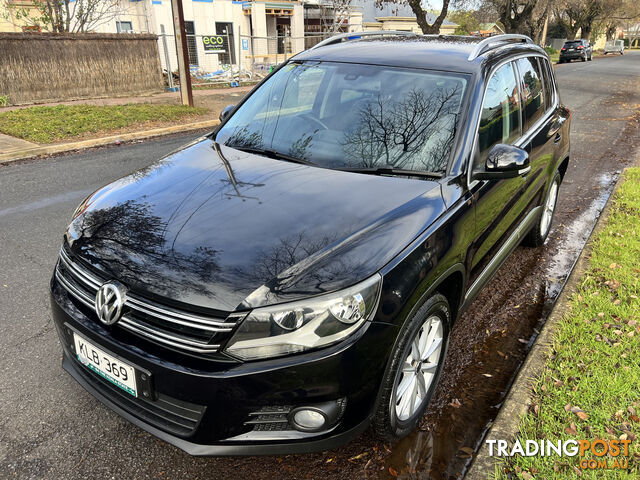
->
xmin=467 ymin=34 xmax=534 ymax=61
xmin=309 ymin=30 xmax=417 ymax=50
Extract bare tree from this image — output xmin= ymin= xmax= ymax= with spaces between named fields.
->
xmin=318 ymin=0 xmax=353 ymax=33
xmin=374 ymin=0 xmax=452 ymax=34
xmin=552 ymin=0 xmax=640 ymax=41
xmin=480 ymin=0 xmax=552 ymax=39
xmin=5 ymin=0 xmax=128 ymax=33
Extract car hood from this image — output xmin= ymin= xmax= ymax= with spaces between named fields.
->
xmin=66 ymin=139 xmax=446 ymax=312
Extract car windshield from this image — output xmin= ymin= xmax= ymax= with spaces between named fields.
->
xmin=216 ymin=62 xmax=469 ymax=174
xmin=564 ymin=41 xmax=582 ymax=47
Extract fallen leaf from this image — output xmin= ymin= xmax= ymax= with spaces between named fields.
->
xmin=522 ymin=472 xmax=534 ymax=480
xmin=533 ymin=404 xmax=539 ymax=415
xmin=459 ymin=446 xmax=474 ymax=455
xmin=565 ymin=404 xmax=571 ymax=412
xmin=483 ymin=373 xmax=492 ymax=377
xmin=348 ymin=452 xmax=368 ymax=461
xmin=389 ymin=467 xmax=398 ymax=477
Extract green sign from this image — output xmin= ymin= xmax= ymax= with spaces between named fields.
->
xmin=202 ymin=35 xmax=227 ymax=54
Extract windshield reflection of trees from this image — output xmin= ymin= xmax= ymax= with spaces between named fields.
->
xmin=342 ymin=86 xmax=461 ymax=172
xmin=223 ymin=84 xmax=462 ymax=173
xmin=71 ymin=200 xmax=222 ymax=300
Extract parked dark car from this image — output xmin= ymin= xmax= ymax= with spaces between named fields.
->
xmin=50 ymin=32 xmax=570 ymax=455
xmin=559 ymin=39 xmax=593 ymax=62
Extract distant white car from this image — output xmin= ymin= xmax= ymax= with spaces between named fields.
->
xmin=604 ymin=40 xmax=624 ymax=55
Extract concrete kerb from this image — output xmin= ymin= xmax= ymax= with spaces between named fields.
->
xmin=0 ymin=119 xmax=220 ymax=165
xmin=465 ymin=161 xmax=636 ymax=480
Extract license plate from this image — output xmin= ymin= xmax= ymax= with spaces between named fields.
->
xmin=73 ymin=333 xmax=137 ymax=397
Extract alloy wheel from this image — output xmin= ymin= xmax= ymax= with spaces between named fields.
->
xmin=394 ymin=315 xmax=444 ymax=421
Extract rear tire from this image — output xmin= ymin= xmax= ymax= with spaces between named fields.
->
xmin=372 ymin=294 xmax=450 ymax=442
xmin=581 ymin=55 xmax=586 ymax=62
xmin=588 ymin=54 xmax=592 ymax=61
xmin=523 ymin=172 xmax=561 ymax=247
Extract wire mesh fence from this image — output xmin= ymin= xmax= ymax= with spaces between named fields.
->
xmin=157 ymin=31 xmax=351 ymax=88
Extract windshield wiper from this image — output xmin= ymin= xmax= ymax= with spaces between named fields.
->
xmin=337 ymin=167 xmax=444 ymax=179
xmin=227 ymin=145 xmax=315 ymax=166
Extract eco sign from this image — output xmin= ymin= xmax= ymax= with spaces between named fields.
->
xmin=202 ymin=35 xmax=227 ymax=54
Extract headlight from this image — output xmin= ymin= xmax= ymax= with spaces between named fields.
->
xmin=224 ymin=274 xmax=382 ymax=361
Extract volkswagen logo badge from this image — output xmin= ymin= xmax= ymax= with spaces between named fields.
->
xmin=95 ymin=281 xmax=127 ymax=325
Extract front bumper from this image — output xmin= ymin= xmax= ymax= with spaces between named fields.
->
xmin=51 ymin=276 xmax=396 ymax=455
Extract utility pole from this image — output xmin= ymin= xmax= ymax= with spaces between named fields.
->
xmin=170 ymin=0 xmax=193 ymax=106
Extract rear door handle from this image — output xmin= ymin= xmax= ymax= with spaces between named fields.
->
xmin=554 ymin=133 xmax=562 ymax=144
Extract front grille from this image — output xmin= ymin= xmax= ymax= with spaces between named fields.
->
xmin=55 ymin=246 xmax=242 ymax=356
xmin=71 ymin=355 xmax=205 ymax=437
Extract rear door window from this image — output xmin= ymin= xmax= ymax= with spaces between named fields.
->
xmin=516 ymin=57 xmax=545 ymax=132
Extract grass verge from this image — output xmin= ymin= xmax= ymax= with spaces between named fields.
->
xmin=495 ymin=168 xmax=640 ymax=479
xmin=0 ymin=104 xmax=208 ymax=143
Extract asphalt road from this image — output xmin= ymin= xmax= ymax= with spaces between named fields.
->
xmin=1 ymin=52 xmax=639 ymax=480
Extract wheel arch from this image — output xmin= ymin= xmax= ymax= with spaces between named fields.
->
xmin=557 ymin=155 xmax=569 ymax=181
xmin=407 ymin=263 xmax=466 ymax=326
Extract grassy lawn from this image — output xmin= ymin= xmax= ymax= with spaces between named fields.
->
xmin=496 ymin=168 xmax=640 ymax=479
xmin=0 ymin=104 xmax=208 ymax=144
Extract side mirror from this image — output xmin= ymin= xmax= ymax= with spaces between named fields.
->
xmin=219 ymin=104 xmax=235 ymax=122
xmin=473 ymin=144 xmax=530 ymax=181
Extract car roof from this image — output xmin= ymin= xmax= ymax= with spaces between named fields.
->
xmin=293 ymin=34 xmax=547 ymax=75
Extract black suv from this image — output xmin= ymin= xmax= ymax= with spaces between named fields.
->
xmin=50 ymin=33 xmax=570 ymax=455
xmin=559 ymin=39 xmax=593 ymax=62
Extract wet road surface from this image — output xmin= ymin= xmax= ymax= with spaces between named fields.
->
xmin=1 ymin=52 xmax=639 ymax=479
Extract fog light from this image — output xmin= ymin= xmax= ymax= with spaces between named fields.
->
xmin=292 ymin=409 xmax=326 ymax=431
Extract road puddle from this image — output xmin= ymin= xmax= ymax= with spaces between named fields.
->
xmin=380 ymin=172 xmax=620 ymax=479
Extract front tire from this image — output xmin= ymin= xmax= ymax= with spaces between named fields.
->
xmin=523 ymin=172 xmax=561 ymax=247
xmin=372 ymin=294 xmax=450 ymax=441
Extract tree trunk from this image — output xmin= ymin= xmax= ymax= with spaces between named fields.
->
xmin=406 ymin=0 xmax=450 ymax=35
